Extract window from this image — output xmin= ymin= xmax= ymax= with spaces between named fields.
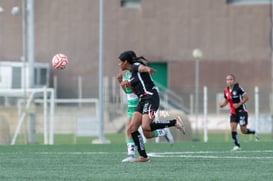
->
xmin=121 ymin=0 xmax=141 ymax=8
xmin=34 ymin=67 xmax=49 ymax=87
xmin=12 ymin=67 xmax=21 ymax=88
xmin=0 ymin=62 xmax=49 ymax=89
xmin=227 ymin=0 xmax=271 ymax=5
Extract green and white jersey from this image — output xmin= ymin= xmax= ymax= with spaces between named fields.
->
xmin=124 ymin=71 xmax=139 ymax=108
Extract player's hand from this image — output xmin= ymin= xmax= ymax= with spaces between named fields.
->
xmin=233 ymin=103 xmax=240 ymax=109
xmin=120 ymin=80 xmax=130 ymax=87
xmin=149 ymin=67 xmax=156 ymax=74
xmin=219 ymin=100 xmax=228 ymax=108
xmin=116 ymin=73 xmax=123 ymax=83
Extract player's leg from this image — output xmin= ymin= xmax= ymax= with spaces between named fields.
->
xmin=230 ymin=114 xmax=240 ymax=151
xmin=128 ymin=111 xmax=149 ymax=162
xmin=238 ymin=112 xmax=259 ymax=141
xmin=137 ymin=126 xmax=147 ymax=143
xmin=163 ymin=127 xmax=174 ymax=144
xmin=141 ymin=95 xmax=185 ymax=134
xmin=240 ymin=125 xmax=255 ymax=134
xmin=139 ymin=100 xmax=176 ymax=144
xmin=142 ymin=128 xmax=174 ymax=144
xmin=154 ymin=111 xmax=174 ymax=144
xmin=153 ymin=128 xmax=175 ymax=144
xmin=146 ymin=115 xmax=185 ymax=134
xmin=122 ymin=120 xmax=136 ymax=162
xmin=126 ymin=107 xmax=136 ymax=155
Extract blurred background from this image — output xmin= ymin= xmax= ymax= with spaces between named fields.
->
xmin=0 ymin=0 xmax=272 ymax=144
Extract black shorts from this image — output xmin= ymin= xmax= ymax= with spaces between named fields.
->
xmin=135 ymin=89 xmax=159 ymax=117
xmin=230 ymin=111 xmax=248 ymax=126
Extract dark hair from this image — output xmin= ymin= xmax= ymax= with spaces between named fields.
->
xmin=133 ymin=56 xmax=148 ymax=65
xmin=119 ymin=50 xmax=148 ymax=65
xmin=119 ymin=50 xmax=135 ymax=64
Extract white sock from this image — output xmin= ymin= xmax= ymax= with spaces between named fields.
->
xmin=156 ymin=129 xmax=166 ymax=137
xmin=127 ymin=142 xmax=135 ymax=156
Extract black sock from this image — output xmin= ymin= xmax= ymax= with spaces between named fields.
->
xmin=246 ymin=129 xmax=255 ymax=134
xmin=231 ymin=131 xmax=240 ymax=147
xmin=150 ymin=119 xmax=176 ymax=131
xmin=131 ymin=131 xmax=147 ymax=158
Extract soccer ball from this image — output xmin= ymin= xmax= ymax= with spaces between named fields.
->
xmin=52 ymin=53 xmax=69 ymax=69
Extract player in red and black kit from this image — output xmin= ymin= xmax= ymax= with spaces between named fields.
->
xmin=219 ymin=74 xmax=258 ymax=151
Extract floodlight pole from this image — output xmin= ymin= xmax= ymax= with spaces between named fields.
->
xmin=26 ymin=0 xmax=36 ymax=144
xmin=27 ymin=0 xmax=34 ymax=89
xmin=21 ymin=0 xmax=27 ymax=105
xmin=271 ymin=0 xmax=273 ymax=139
xmin=192 ymin=49 xmax=203 ymax=142
xmin=98 ymin=0 xmax=105 ymax=143
xmin=92 ymin=0 xmax=110 ymax=144
xmin=194 ymin=57 xmax=200 ymax=141
xmin=0 ymin=6 xmax=3 ymax=45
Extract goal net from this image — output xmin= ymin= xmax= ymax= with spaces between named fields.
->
xmin=0 ymin=88 xmax=55 ymax=145
xmin=0 ymin=88 xmax=100 ymax=145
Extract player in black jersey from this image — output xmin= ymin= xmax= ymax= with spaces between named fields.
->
xmin=118 ymin=50 xmax=185 ymax=162
xmin=219 ymin=74 xmax=258 ymax=151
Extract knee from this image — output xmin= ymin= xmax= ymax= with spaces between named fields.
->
xmin=241 ymin=128 xmax=247 ymax=134
xmin=141 ymin=125 xmax=151 ymax=132
xmin=230 ymin=123 xmax=237 ymax=132
xmin=127 ymin=124 xmax=138 ymax=134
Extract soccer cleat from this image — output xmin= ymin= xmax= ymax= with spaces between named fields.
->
xmin=133 ymin=156 xmax=150 ymax=163
xmin=231 ymin=146 xmax=241 ymax=151
xmin=255 ymin=134 xmax=260 ymax=142
xmin=163 ymin=128 xmax=174 ymax=144
xmin=121 ymin=155 xmax=136 ymax=163
xmin=175 ymin=116 xmax=186 ymax=134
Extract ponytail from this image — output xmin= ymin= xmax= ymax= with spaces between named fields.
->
xmin=133 ymin=56 xmax=149 ymax=65
xmin=119 ymin=50 xmax=149 ymax=65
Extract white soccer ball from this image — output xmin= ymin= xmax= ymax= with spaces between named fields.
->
xmin=52 ymin=53 xmax=69 ymax=69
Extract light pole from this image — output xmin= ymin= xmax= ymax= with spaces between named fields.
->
xmin=92 ymin=0 xmax=110 ymax=144
xmin=98 ymin=0 xmax=106 ymax=143
xmin=0 ymin=6 xmax=4 ymax=47
xmin=12 ymin=0 xmax=34 ymax=89
xmin=11 ymin=2 xmax=27 ymax=88
xmin=270 ymin=0 xmax=273 ymax=139
xmin=192 ymin=48 xmax=203 ymax=141
xmin=11 ymin=0 xmax=36 ymax=144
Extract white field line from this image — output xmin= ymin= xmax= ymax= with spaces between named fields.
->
xmin=147 ymin=153 xmax=273 ymax=159
xmin=147 ymin=150 xmax=273 ymax=159
xmin=2 ymin=150 xmax=273 ymax=160
xmin=31 ymin=150 xmax=273 ymax=155
xmin=149 ymin=150 xmax=273 ymax=154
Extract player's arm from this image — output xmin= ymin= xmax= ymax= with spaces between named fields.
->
xmin=120 ymin=80 xmax=135 ymax=93
xmin=219 ymin=99 xmax=228 ymax=108
xmin=116 ymin=73 xmax=126 ymax=92
xmin=233 ymin=93 xmax=248 ymax=109
xmin=117 ymin=73 xmax=136 ymax=93
xmin=138 ymin=65 xmax=156 ymax=74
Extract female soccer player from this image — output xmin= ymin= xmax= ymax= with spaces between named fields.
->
xmin=117 ymin=70 xmax=174 ymax=163
xmin=219 ymin=74 xmax=258 ymax=151
xmin=117 ymin=50 xmax=185 ymax=162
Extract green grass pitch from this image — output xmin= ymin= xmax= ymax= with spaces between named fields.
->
xmin=0 ymin=134 xmax=273 ymax=181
